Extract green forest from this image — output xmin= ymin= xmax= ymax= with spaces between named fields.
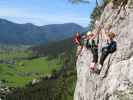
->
xmin=0 ymin=37 xmax=77 ymax=100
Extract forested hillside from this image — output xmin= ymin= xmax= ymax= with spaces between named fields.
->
xmin=0 ymin=18 xmax=85 ymax=44
xmin=30 ymin=37 xmax=74 ymax=58
xmin=2 ymin=37 xmax=77 ymax=100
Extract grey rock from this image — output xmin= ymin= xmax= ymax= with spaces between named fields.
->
xmin=74 ymin=1 xmax=133 ymax=100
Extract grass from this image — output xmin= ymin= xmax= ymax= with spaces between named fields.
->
xmin=0 ymin=51 xmax=31 ymax=60
xmin=16 ymin=57 xmax=60 ymax=74
xmin=0 ymin=57 xmax=61 ymax=87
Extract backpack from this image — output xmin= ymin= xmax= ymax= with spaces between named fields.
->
xmin=107 ymin=41 xmax=117 ymax=53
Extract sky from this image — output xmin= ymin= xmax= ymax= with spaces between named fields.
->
xmin=0 ymin=0 xmax=96 ymax=27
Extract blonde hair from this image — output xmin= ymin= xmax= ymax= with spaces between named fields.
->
xmin=108 ymin=32 xmax=116 ymax=39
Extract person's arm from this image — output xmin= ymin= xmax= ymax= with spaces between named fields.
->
xmin=101 ymin=29 xmax=111 ymax=43
xmin=90 ymin=33 xmax=97 ymax=40
xmin=90 ymin=28 xmax=102 ymax=40
xmin=81 ymin=35 xmax=86 ymax=39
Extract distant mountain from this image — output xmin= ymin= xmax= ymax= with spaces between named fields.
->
xmin=0 ymin=18 xmax=86 ymax=45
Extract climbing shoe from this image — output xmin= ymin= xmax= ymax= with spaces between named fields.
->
xmin=98 ymin=64 xmax=102 ymax=70
xmin=90 ymin=67 xmax=100 ymax=74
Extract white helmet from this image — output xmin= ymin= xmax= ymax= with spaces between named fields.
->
xmin=86 ymin=31 xmax=93 ymax=36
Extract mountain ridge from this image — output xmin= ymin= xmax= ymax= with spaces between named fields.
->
xmin=0 ymin=18 xmax=86 ymax=45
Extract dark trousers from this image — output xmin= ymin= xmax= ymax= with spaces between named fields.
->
xmin=100 ymin=47 xmax=109 ymax=66
xmin=91 ymin=47 xmax=98 ymax=63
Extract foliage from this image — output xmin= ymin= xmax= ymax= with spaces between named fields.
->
xmin=0 ymin=51 xmax=32 ymax=61
xmin=30 ymin=37 xmax=75 ymax=59
xmin=4 ymin=36 xmax=77 ymax=100
xmin=0 ymin=57 xmax=61 ymax=87
xmin=0 ymin=18 xmax=84 ymax=45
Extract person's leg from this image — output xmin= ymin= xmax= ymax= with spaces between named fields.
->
xmin=99 ymin=47 xmax=109 ymax=68
xmin=76 ymin=46 xmax=80 ymax=57
xmin=79 ymin=45 xmax=83 ymax=56
xmin=90 ymin=47 xmax=98 ymax=71
xmin=92 ymin=47 xmax=109 ymax=74
xmin=76 ymin=45 xmax=83 ymax=57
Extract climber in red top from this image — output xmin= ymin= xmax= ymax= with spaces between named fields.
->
xmin=73 ymin=32 xmax=82 ymax=45
xmin=73 ymin=32 xmax=84 ymax=57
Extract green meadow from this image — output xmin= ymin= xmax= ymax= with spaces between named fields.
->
xmin=0 ymin=51 xmax=61 ymax=87
xmin=0 ymin=51 xmax=31 ymax=60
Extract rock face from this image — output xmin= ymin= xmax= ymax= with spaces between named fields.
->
xmin=74 ymin=1 xmax=133 ymax=100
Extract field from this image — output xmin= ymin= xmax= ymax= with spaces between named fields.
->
xmin=0 ymin=51 xmax=31 ymax=60
xmin=4 ymin=38 xmax=77 ymax=100
xmin=0 ymin=51 xmax=61 ymax=87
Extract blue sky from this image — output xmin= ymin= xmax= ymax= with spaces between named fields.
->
xmin=0 ymin=0 xmax=96 ymax=27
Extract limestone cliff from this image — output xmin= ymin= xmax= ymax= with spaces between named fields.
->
xmin=74 ymin=0 xmax=133 ymax=100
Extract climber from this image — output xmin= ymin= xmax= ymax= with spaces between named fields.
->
xmin=85 ymin=31 xmax=98 ymax=72
xmin=98 ymin=32 xmax=117 ymax=73
xmin=73 ymin=32 xmax=84 ymax=57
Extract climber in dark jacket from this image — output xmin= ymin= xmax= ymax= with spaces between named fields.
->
xmin=98 ymin=32 xmax=117 ymax=73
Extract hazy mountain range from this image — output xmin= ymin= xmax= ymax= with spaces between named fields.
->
xmin=0 ymin=18 xmax=87 ymax=45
